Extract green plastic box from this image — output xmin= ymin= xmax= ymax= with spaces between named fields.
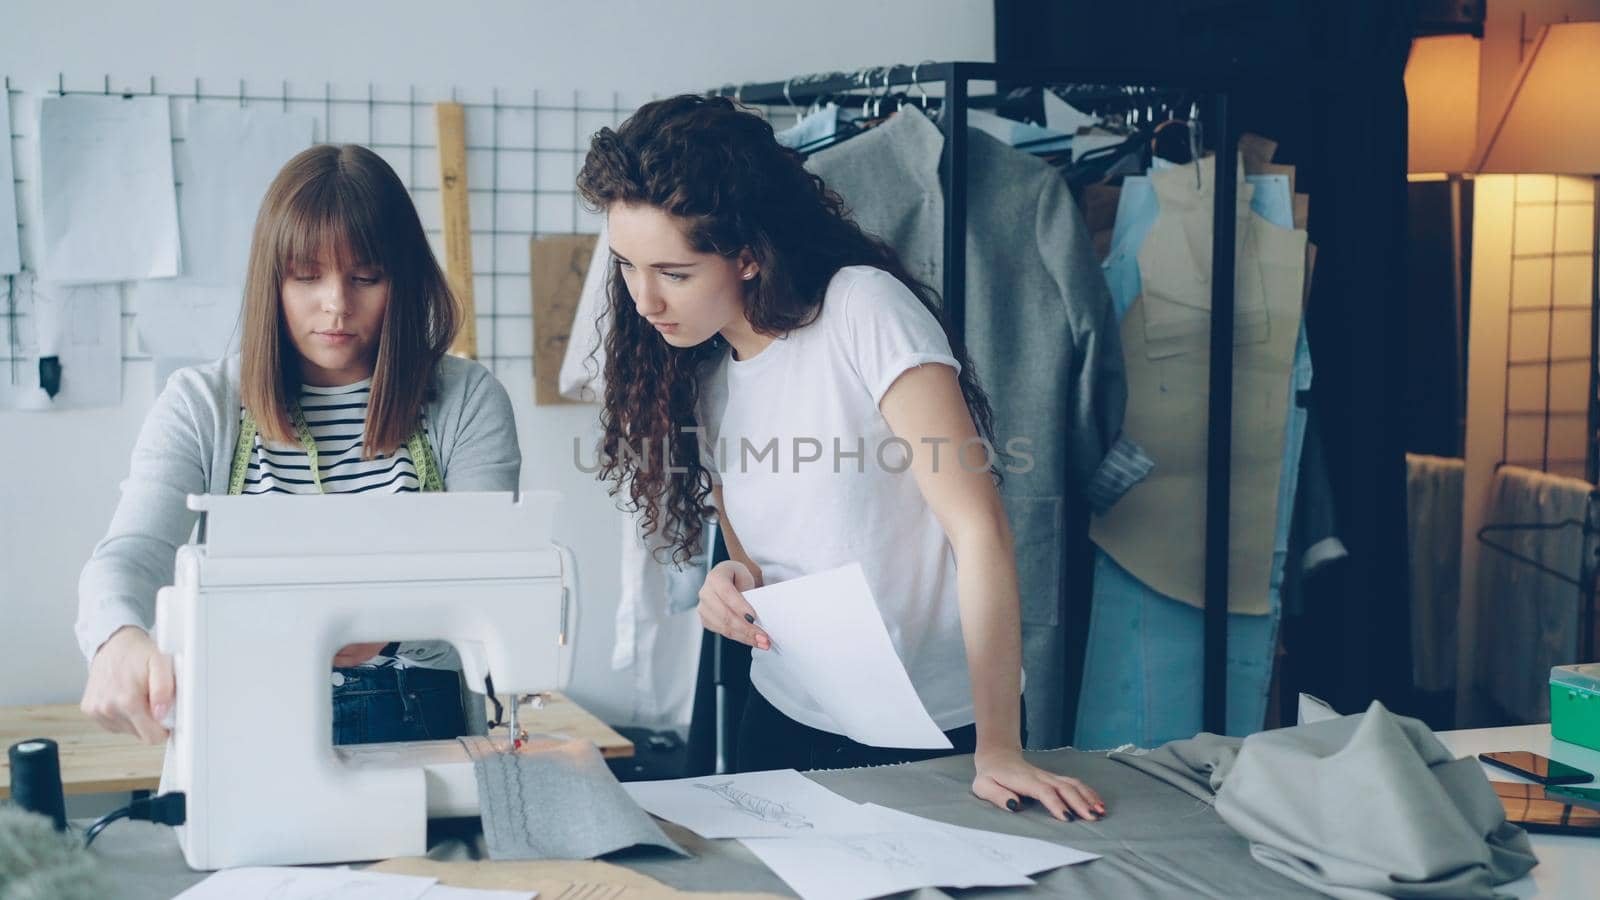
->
xmin=1551 ymin=663 xmax=1600 ymax=752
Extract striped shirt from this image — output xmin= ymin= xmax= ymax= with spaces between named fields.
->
xmin=241 ymin=379 xmax=422 ymax=495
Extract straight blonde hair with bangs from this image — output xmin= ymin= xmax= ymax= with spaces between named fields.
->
xmin=240 ymin=144 xmax=458 ymax=456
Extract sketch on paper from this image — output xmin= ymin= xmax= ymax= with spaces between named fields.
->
xmin=694 ymin=780 xmax=815 ymax=830
xmin=838 ymin=834 xmax=919 ymax=869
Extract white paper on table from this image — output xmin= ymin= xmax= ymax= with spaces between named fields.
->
xmin=173 ymin=866 xmax=437 ymax=900
xmin=744 ymin=563 xmax=950 ymax=750
xmin=1043 ymin=91 xmax=1099 ymax=134
xmin=860 ymin=803 xmax=1099 ymax=875
xmin=740 ymin=830 xmax=1034 ymax=900
xmin=419 ymin=887 xmax=537 ymax=900
xmin=0 ymin=90 xmax=20 ymax=274
xmin=129 ymin=279 xmax=243 ymax=362
xmin=0 ymin=273 xmax=121 ymax=409
xmin=178 ymin=103 xmax=313 ymax=285
xmin=39 ymin=95 xmax=179 ymax=283
xmin=623 ymin=768 xmax=878 ymax=839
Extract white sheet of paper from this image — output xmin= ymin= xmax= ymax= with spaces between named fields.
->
xmin=39 ymin=95 xmax=179 ymax=283
xmin=740 ymin=830 xmax=1034 ymax=900
xmin=178 ymin=103 xmax=313 ymax=285
xmin=860 ymin=803 xmax=1099 ymax=875
xmin=1043 ymin=91 xmax=1098 ymax=134
xmin=129 ymin=279 xmax=242 ymax=362
xmin=623 ymin=768 xmax=878 ymax=839
xmin=743 ymin=563 xmax=950 ymax=749
xmin=1297 ymin=692 xmax=1340 ymax=725
xmin=0 ymin=90 xmax=20 ymax=274
xmin=419 ymin=887 xmax=536 ymax=900
xmin=173 ymin=866 xmax=437 ymax=900
xmin=0 ymin=273 xmax=121 ymax=409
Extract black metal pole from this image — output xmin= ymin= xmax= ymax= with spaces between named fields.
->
xmin=1203 ymin=93 xmax=1237 ymax=735
xmin=942 ymin=65 xmax=969 ymax=335
xmin=1450 ymin=175 xmax=1468 ymax=454
xmin=1588 ymin=182 xmax=1600 ymax=487
xmin=1586 ymin=182 xmax=1600 ymax=663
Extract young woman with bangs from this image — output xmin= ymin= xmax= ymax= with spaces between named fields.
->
xmin=577 ymin=95 xmax=1105 ymax=822
xmin=76 ymin=144 xmax=520 ymax=746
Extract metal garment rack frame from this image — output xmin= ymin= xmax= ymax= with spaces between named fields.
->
xmin=711 ymin=61 xmax=1241 ymax=735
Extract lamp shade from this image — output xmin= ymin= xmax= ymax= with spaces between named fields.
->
xmin=1407 ymin=34 xmax=1481 ymax=174
xmin=1476 ymin=22 xmax=1600 ymax=174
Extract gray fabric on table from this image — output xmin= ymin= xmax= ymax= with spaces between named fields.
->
xmin=84 ymin=747 xmax=1326 ymax=900
xmin=457 ymin=735 xmax=685 ymax=861
xmin=1112 ymin=701 xmax=1538 ymax=899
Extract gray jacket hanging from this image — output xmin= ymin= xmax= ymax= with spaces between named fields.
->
xmin=807 ymin=107 xmax=1146 ymax=748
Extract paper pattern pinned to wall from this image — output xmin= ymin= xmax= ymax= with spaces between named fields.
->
xmin=38 ymin=95 xmax=179 ymax=283
xmin=0 ymin=273 xmax=121 ymax=409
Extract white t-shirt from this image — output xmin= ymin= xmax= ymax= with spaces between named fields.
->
xmin=699 ymin=265 xmax=974 ymax=734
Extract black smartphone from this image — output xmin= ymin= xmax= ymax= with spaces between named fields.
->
xmin=1479 ymin=751 xmax=1594 ymax=785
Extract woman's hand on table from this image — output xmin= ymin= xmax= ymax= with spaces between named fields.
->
xmin=972 ymin=747 xmax=1106 ymax=822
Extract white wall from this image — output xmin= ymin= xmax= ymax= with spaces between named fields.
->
xmin=0 ymin=0 xmax=994 ymax=722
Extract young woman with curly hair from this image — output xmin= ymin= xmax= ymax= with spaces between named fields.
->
xmin=577 ymin=95 xmax=1103 ymax=821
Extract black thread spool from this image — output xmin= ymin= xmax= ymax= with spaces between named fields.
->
xmin=8 ymin=738 xmax=68 ymax=831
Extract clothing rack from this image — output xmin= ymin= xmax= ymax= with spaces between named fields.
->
xmin=708 ymin=61 xmax=1242 ymax=737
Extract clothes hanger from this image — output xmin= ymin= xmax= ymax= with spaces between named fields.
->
xmin=1476 ymin=487 xmax=1600 ymax=589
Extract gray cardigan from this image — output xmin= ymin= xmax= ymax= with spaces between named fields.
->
xmin=75 ymin=354 xmax=521 ymax=662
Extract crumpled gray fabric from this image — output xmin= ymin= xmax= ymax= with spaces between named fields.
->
xmin=1110 ymin=701 xmax=1538 ymax=899
xmin=458 ymin=735 xmax=686 ymax=861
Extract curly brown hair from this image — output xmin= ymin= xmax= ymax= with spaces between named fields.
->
xmin=576 ymin=94 xmax=997 ymax=563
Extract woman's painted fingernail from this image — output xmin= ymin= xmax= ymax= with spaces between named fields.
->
xmin=744 ymin=613 xmax=755 ymax=623
xmin=1006 ymin=798 xmax=1019 ymax=812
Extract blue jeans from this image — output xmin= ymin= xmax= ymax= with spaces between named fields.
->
xmin=331 ymin=663 xmax=468 ymax=745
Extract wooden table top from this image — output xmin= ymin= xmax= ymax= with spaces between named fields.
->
xmin=0 ymin=691 xmax=632 ymax=798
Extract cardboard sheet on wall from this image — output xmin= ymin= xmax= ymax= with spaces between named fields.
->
xmin=531 ymin=234 xmax=597 ymax=406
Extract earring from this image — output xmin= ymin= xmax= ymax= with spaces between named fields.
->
xmin=742 ymin=271 xmax=757 ymax=280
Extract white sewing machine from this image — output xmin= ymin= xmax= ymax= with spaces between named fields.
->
xmin=154 ymin=491 xmax=577 ymax=870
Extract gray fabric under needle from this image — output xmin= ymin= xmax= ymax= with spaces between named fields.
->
xmin=458 ymin=735 xmax=687 ymax=861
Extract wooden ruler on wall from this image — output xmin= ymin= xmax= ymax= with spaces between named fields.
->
xmin=435 ymin=102 xmax=476 ymax=359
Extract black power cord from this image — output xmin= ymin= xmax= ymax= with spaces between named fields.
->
xmin=82 ymin=792 xmax=186 ymax=848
